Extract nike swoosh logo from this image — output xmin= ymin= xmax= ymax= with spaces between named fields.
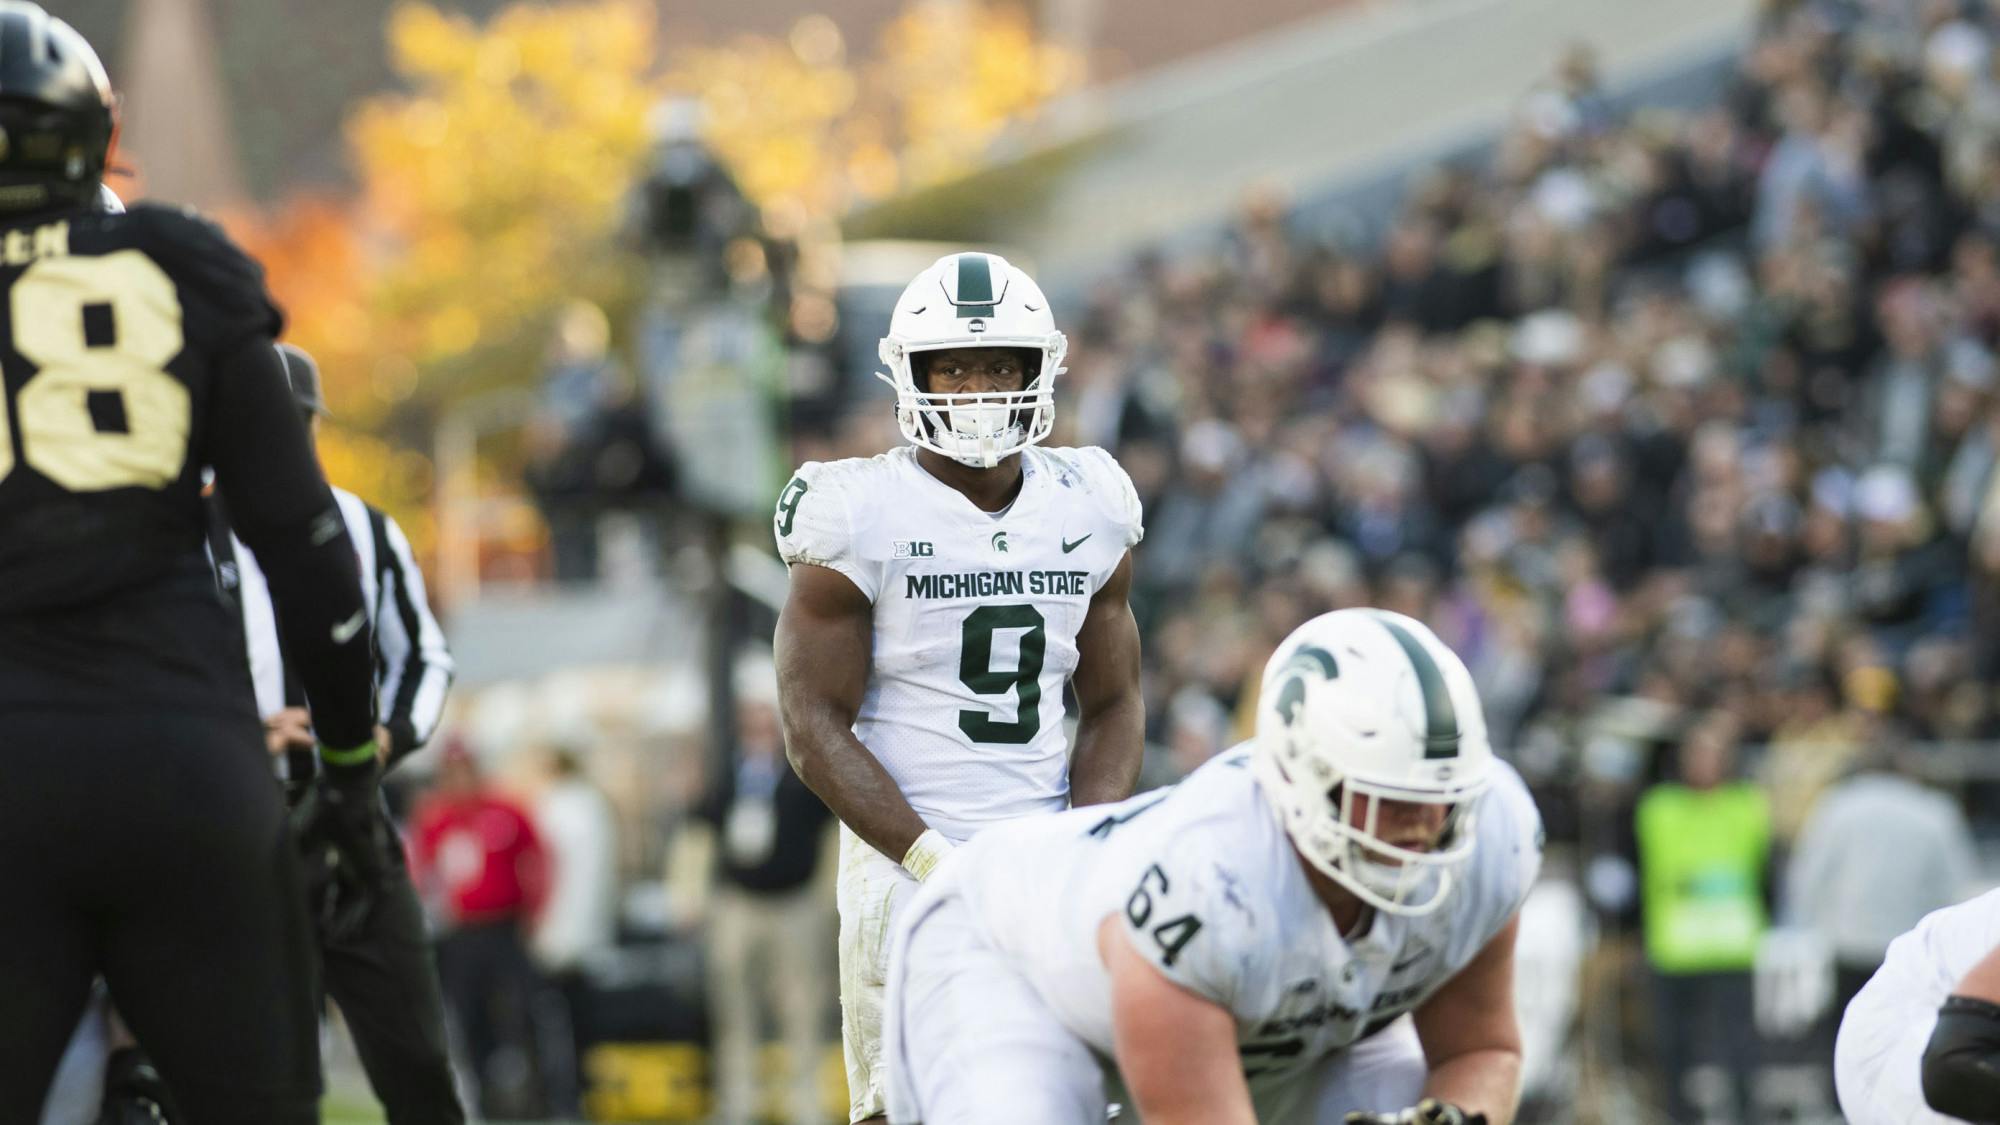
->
xmin=309 ymin=512 xmax=345 ymax=546
xmin=1061 ymin=533 xmax=1091 ymax=553
xmin=1391 ymin=951 xmax=1432 ymax=973
xmin=330 ymin=610 xmax=366 ymax=644
xmin=1024 ymin=303 xmax=1041 ymax=311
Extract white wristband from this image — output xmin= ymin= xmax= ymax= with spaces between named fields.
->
xmin=901 ymin=828 xmax=955 ymax=882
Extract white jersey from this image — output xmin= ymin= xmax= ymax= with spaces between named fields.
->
xmin=775 ymin=444 xmax=1143 ymax=840
xmin=1836 ymin=886 xmax=2000 ymax=1123
xmin=949 ymin=746 xmax=1543 ymax=1101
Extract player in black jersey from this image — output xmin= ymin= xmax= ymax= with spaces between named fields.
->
xmin=0 ymin=5 xmax=387 ymax=1122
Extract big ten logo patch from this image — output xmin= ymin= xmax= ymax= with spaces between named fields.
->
xmin=894 ymin=540 xmax=935 ymax=559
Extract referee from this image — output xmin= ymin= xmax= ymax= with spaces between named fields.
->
xmin=204 ymin=343 xmax=463 ymax=1124
xmin=212 ymin=345 xmax=454 ymax=775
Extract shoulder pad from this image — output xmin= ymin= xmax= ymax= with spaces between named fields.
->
xmin=1471 ymin=761 xmax=1545 ymax=923
xmin=1118 ymin=805 xmax=1270 ymax=1017
xmin=1078 ymin=446 xmax=1143 ymax=548
xmin=799 ymin=452 xmax=903 ymax=493
xmin=125 ymin=203 xmax=283 ymax=345
xmin=775 ymin=458 xmax=883 ymax=601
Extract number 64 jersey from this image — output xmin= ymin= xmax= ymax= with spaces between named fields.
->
xmin=949 ymin=747 xmax=1542 ymax=1111
xmin=774 ymin=443 xmax=1143 ymax=840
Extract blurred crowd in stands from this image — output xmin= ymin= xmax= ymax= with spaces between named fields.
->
xmin=1054 ymin=0 xmax=2000 ymax=805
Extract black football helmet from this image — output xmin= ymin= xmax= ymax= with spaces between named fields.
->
xmin=0 ymin=1 xmax=115 ymax=214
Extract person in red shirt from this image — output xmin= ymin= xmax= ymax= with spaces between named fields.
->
xmin=411 ymin=739 xmax=552 ymax=1117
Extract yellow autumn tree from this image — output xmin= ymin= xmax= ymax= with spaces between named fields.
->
xmin=237 ymin=0 xmax=664 ymax=562
xmin=231 ymin=196 xmax=439 ymax=551
xmin=877 ymin=0 xmax=1078 ymax=186
xmin=341 ymin=0 xmax=1072 ymax=388
xmin=349 ymin=0 xmax=660 ymax=379
xmin=668 ymin=17 xmax=861 ymax=227
xmin=675 ymin=2 xmax=1078 ymax=223
xmin=236 ymin=0 xmax=1075 ymax=579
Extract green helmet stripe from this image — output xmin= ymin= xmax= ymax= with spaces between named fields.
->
xmin=953 ymin=254 xmax=996 ymax=317
xmin=1372 ymin=614 xmax=1460 ymax=759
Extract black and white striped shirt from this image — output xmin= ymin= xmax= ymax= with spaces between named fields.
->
xmin=209 ymin=485 xmax=453 ymax=767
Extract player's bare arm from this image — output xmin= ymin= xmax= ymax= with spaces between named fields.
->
xmin=1098 ymin=912 xmax=1257 ymax=1125
xmin=1409 ymin=913 xmax=1525 ymax=1125
xmin=775 ymin=561 xmax=930 ymax=865
xmin=1069 ymin=550 xmax=1144 ymax=807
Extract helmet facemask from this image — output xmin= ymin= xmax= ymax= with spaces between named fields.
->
xmin=0 ymin=99 xmax=111 ymax=213
xmin=879 ymin=339 xmax=1062 ymax=469
xmin=1255 ymin=735 xmax=1488 ymax=918
xmin=1322 ymin=774 xmax=1481 ymax=917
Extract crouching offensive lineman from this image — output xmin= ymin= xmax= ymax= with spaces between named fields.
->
xmin=883 ymin=609 xmax=1543 ymax=1124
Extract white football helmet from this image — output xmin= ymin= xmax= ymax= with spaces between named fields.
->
xmin=1251 ymin=608 xmax=1494 ymax=917
xmin=877 ymin=251 xmax=1066 ymax=469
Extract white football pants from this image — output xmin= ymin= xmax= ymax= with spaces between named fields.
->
xmin=837 ymin=825 xmax=923 ymax=1122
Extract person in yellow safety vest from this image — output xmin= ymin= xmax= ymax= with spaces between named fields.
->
xmin=1636 ymin=710 xmax=1771 ymax=1123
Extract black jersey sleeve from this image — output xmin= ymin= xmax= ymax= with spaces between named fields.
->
xmin=125 ymin=203 xmax=284 ymax=352
xmin=205 ymin=336 xmax=376 ymax=751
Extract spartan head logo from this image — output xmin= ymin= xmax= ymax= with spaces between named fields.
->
xmin=991 ymin=530 xmax=1009 ymax=553
xmin=1273 ymin=645 xmax=1339 ymax=726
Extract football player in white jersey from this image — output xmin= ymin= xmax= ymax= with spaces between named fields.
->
xmin=1837 ymin=887 xmax=2000 ymax=1123
xmin=773 ymin=251 xmax=1146 ymax=1123
xmin=881 ymin=608 xmax=1543 ymax=1125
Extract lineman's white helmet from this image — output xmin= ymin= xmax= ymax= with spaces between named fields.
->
xmin=1251 ymin=609 xmax=1494 ymax=917
xmin=877 ymin=251 xmax=1066 ymax=469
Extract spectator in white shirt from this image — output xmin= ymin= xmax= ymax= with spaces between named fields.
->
xmin=528 ymin=744 xmax=620 ymax=1116
xmin=1788 ymin=748 xmax=1981 ymax=1021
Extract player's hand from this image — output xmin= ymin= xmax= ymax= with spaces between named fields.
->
xmin=264 ymin=707 xmax=313 ymax=757
xmin=290 ymin=748 xmax=392 ymax=944
xmin=1344 ymin=1099 xmax=1487 ymax=1125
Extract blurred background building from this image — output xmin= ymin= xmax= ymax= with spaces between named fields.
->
xmin=85 ymin=0 xmax=2000 ymax=1119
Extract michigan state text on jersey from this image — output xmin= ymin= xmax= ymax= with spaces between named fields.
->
xmin=773 ymin=251 xmax=1147 ymax=1123
xmin=883 ymin=610 xmax=1544 ymax=1125
xmin=0 ymin=5 xmax=377 ymax=1120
